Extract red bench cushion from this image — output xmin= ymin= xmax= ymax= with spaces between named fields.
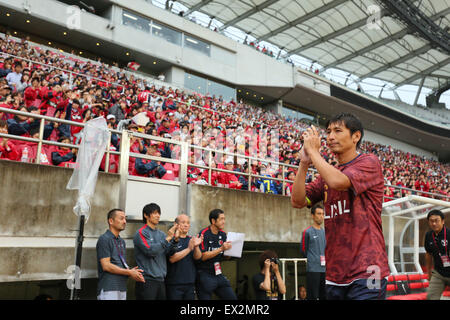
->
xmin=387 ymin=292 xmax=427 ymax=300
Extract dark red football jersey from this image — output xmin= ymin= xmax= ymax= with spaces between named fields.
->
xmin=306 ymin=153 xmax=389 ymax=284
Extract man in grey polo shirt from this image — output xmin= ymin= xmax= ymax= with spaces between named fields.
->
xmin=96 ymin=208 xmax=145 ymax=300
xmin=300 ymin=203 xmax=326 ymax=300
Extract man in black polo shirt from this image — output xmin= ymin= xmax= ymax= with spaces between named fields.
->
xmin=96 ymin=209 xmax=145 ymax=300
xmin=196 ymin=209 xmax=237 ymax=300
xmin=166 ymin=214 xmax=203 ymax=300
xmin=424 ymin=209 xmax=450 ymax=300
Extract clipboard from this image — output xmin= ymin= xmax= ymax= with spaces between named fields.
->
xmin=224 ymin=232 xmax=245 ymax=258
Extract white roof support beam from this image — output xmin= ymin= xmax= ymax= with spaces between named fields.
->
xmin=183 ymin=0 xmax=215 ymax=17
xmin=218 ymin=0 xmax=280 ymax=31
xmin=258 ymin=0 xmax=348 ymax=42
xmin=322 ymin=7 xmax=450 ymax=71
xmin=394 ymin=56 xmax=450 ymax=88
xmin=359 ymin=44 xmax=433 ymax=80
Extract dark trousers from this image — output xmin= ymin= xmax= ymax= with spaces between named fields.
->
xmin=135 ymin=279 xmax=166 ymax=300
xmin=196 ymin=271 xmax=237 ymax=300
xmin=166 ymin=284 xmax=196 ymax=300
xmin=306 ymin=272 xmax=326 ymax=300
xmin=326 ymin=278 xmax=387 ymax=300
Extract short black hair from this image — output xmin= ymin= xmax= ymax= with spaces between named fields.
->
xmin=142 ymin=203 xmax=161 ymax=224
xmin=427 ymin=209 xmax=444 ymax=221
xmin=107 ymin=208 xmax=124 ymax=225
xmin=311 ymin=203 xmax=323 ymax=215
xmin=58 ymin=136 xmax=71 ymax=143
xmin=326 ymin=113 xmax=364 ymax=149
xmin=209 ymin=208 xmax=224 ymax=224
xmin=29 ymin=126 xmax=40 ymax=137
xmin=27 ymin=106 xmax=38 ymax=112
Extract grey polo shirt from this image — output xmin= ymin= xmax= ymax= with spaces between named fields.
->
xmin=300 ymin=226 xmax=326 ymax=273
xmin=96 ymin=229 xmax=128 ymax=295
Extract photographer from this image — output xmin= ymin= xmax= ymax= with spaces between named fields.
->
xmin=252 ymin=250 xmax=286 ymax=300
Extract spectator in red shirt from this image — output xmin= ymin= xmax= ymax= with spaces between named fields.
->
xmin=218 ymin=159 xmax=242 ymax=189
xmin=415 ymin=173 xmax=430 ymax=197
xmin=0 ymin=119 xmax=19 ymax=160
xmin=200 ymin=159 xmax=219 ymax=186
xmin=24 ymin=77 xmax=40 ymax=107
xmin=285 ymin=171 xmax=296 ymax=196
xmin=51 ymin=136 xmax=77 ymax=168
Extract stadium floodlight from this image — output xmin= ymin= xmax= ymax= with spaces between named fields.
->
xmin=186 ymin=38 xmax=199 ymax=44
xmin=123 ymin=13 xmax=137 ymax=21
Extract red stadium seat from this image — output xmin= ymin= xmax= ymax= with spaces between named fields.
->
xmin=386 ymin=273 xmax=429 ymax=300
xmin=443 ymin=286 xmax=450 ymax=297
xmin=387 ymin=292 xmax=427 ymax=300
xmin=387 ymin=273 xmax=428 ymax=282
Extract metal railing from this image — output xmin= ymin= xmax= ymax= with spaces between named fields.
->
xmin=383 ymin=184 xmax=449 ymax=201
xmin=279 ymin=258 xmax=307 ymax=300
xmin=0 ymin=106 xmax=122 ymax=169
xmin=187 ymin=143 xmax=310 ymax=195
xmin=0 ymin=50 xmax=231 ymax=118
xmin=1 ymin=106 xmax=448 ymax=206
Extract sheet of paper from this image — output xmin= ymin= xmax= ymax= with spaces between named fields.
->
xmin=224 ymin=232 xmax=245 ymax=258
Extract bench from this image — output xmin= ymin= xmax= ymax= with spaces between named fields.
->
xmin=387 ymin=274 xmax=429 ymax=300
xmin=387 ymin=273 xmax=450 ymax=300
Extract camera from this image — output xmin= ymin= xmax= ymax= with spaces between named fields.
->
xmin=270 ymin=257 xmax=280 ymax=265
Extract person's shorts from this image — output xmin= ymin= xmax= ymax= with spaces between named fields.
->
xmin=326 ymin=278 xmax=387 ymax=300
xmin=97 ymin=289 xmax=127 ymax=300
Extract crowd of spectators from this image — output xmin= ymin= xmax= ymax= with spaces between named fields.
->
xmin=0 ymin=34 xmax=448 ymax=201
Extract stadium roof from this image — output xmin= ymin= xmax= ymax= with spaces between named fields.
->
xmin=177 ymin=0 xmax=450 ymax=91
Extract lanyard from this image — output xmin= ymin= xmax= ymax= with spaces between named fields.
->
xmin=432 ymin=227 xmax=447 ymax=256
xmin=113 ymin=237 xmax=124 ymax=257
xmin=113 ymin=237 xmax=129 ymax=269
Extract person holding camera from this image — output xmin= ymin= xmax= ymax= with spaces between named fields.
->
xmin=252 ymin=250 xmax=286 ymax=300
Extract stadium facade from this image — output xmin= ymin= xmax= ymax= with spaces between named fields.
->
xmin=0 ymin=0 xmax=448 ymax=299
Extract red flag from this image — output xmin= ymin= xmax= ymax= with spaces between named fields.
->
xmin=127 ymin=61 xmax=140 ymax=71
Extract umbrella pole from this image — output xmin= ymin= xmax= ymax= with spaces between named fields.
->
xmin=70 ymin=214 xmax=85 ymax=300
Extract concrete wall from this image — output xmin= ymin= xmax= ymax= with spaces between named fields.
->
xmin=187 ymin=184 xmax=311 ymax=242
xmin=0 ymin=159 xmax=439 ymax=299
xmin=0 ymin=160 xmax=124 ymax=283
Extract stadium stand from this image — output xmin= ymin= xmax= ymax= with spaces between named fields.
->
xmin=0 ymin=33 xmax=449 ymax=201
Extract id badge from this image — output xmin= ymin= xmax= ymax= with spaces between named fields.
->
xmin=119 ymin=255 xmax=130 ymax=269
xmin=320 ymin=255 xmax=326 ymax=267
xmin=440 ymin=254 xmax=450 ymax=268
xmin=214 ymin=262 xmax=222 ymax=275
